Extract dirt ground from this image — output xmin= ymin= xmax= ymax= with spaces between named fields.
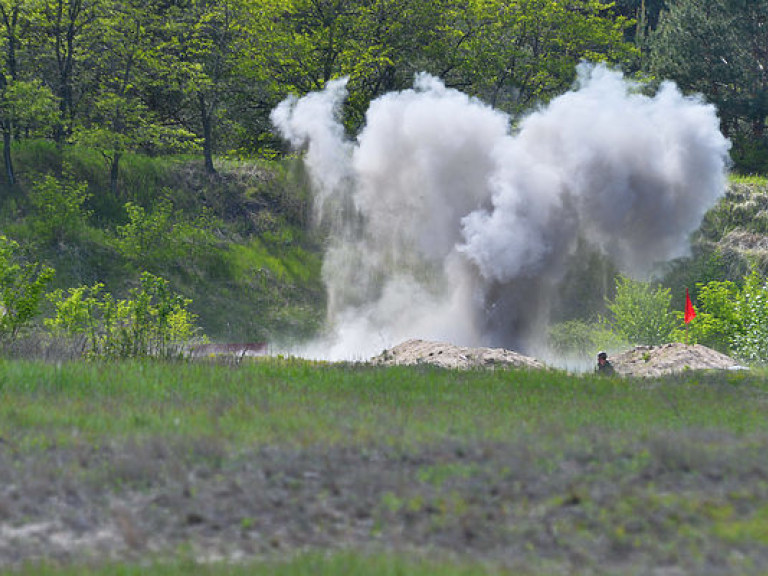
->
xmin=370 ymin=339 xmax=545 ymax=370
xmin=2 ymin=430 xmax=768 ymax=574
xmin=609 ymin=342 xmax=746 ymax=377
xmin=370 ymin=339 xmax=744 ymax=378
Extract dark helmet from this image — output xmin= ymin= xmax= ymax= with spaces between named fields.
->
xmin=597 ymin=351 xmax=607 ymax=360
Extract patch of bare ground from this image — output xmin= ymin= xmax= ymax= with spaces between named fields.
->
xmin=1 ymin=433 xmax=768 ymax=574
xmin=369 ymin=339 xmax=745 ymax=379
xmin=611 ymin=342 xmax=745 ymax=377
xmin=370 ymin=339 xmax=545 ymax=370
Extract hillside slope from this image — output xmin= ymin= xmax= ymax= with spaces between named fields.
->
xmin=0 ymin=144 xmax=325 ymax=344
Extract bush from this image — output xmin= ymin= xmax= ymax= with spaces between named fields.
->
xmin=679 ymin=271 xmax=768 ymax=363
xmin=679 ymin=279 xmax=741 ymax=353
xmin=730 ymin=272 xmax=768 ymax=363
xmin=27 ymin=165 xmax=93 ymax=245
xmin=607 ymin=275 xmax=677 ymax=346
xmin=46 ymin=271 xmax=204 ymax=359
xmin=114 ymin=198 xmax=218 ymax=267
xmin=0 ymin=234 xmax=55 ymax=342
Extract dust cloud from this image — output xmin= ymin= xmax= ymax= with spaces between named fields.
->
xmin=272 ymin=64 xmax=731 ymax=360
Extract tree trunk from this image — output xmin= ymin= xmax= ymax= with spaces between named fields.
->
xmin=3 ymin=127 xmax=13 ymax=186
xmin=110 ymin=151 xmax=120 ymax=197
xmin=200 ymin=94 xmax=216 ymax=175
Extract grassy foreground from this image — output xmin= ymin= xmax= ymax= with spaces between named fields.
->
xmin=2 ymin=359 xmax=765 ymax=448
xmin=1 ymin=360 xmax=768 ymax=575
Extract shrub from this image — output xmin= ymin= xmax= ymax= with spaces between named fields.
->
xmin=27 ymin=165 xmax=93 ymax=245
xmin=678 ymin=271 xmax=768 ymax=363
xmin=46 ymin=271 xmax=204 ymax=359
xmin=730 ymin=271 xmax=768 ymax=363
xmin=114 ymin=197 xmax=218 ymax=267
xmin=0 ymin=234 xmax=55 ymax=342
xmin=678 ymin=279 xmax=741 ymax=353
xmin=607 ymin=275 xmax=677 ymax=346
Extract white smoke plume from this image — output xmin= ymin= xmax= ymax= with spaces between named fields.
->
xmin=271 ymin=64 xmax=731 ymax=360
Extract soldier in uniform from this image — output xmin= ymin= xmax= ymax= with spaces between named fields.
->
xmin=596 ymin=351 xmax=615 ymax=376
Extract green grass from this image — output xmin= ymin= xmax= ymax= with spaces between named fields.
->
xmin=1 ymin=359 xmax=765 ymax=449
xmin=3 ymin=552 xmax=518 ymax=576
xmin=2 ymin=360 xmax=768 ymax=575
xmin=729 ymin=173 xmax=768 ymax=186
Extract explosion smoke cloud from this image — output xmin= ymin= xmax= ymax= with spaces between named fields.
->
xmin=272 ymin=64 xmax=731 ymax=360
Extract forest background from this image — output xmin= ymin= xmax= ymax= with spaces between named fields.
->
xmin=1 ymin=0 xmax=767 ymax=358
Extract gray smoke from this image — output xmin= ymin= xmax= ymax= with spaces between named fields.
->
xmin=272 ymin=64 xmax=731 ymax=360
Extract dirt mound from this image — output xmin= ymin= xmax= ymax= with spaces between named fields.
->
xmin=370 ymin=339 xmax=745 ymax=377
xmin=610 ymin=343 xmax=746 ymax=377
xmin=370 ymin=339 xmax=544 ymax=370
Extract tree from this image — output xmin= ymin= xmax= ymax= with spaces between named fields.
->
xmin=263 ymin=0 xmax=635 ymax=133
xmin=27 ymin=165 xmax=92 ymax=245
xmin=0 ymin=79 xmax=56 ymax=184
xmin=0 ymin=0 xmax=26 ymax=185
xmin=28 ymin=0 xmax=101 ymax=143
xmin=460 ymin=0 xmax=636 ymax=114
xmin=74 ymin=0 xmax=197 ymax=196
xmin=0 ymin=0 xmax=57 ymax=185
xmin=648 ymin=0 xmax=768 ymax=156
xmin=154 ymin=0 xmax=257 ymax=174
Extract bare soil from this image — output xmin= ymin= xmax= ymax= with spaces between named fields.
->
xmin=610 ymin=342 xmax=745 ymax=377
xmin=370 ymin=339 xmax=545 ymax=370
xmin=370 ymin=339 xmax=745 ymax=378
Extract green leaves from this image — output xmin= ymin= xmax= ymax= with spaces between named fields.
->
xmin=0 ymin=234 xmax=55 ymax=341
xmin=607 ymin=275 xmax=677 ymax=346
xmin=674 ymin=271 xmax=768 ymax=364
xmin=27 ymin=165 xmax=93 ymax=245
xmin=729 ymin=272 xmax=768 ymax=363
xmin=114 ymin=197 xmax=218 ymax=266
xmin=648 ymin=0 xmax=768 ymax=167
xmin=46 ymin=271 xmax=203 ymax=358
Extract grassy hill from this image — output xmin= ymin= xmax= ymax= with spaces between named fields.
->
xmin=657 ymin=175 xmax=768 ymax=310
xmin=0 ymin=142 xmax=325 ymax=346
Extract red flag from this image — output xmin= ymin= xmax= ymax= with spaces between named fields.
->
xmin=684 ymin=288 xmax=696 ymax=324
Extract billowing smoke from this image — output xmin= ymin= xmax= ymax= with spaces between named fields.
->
xmin=272 ymin=64 xmax=731 ymax=360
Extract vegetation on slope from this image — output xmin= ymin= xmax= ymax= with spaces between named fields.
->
xmin=0 ymin=141 xmax=325 ymax=348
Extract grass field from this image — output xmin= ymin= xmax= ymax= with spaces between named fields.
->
xmin=1 ymin=360 xmax=768 ymax=575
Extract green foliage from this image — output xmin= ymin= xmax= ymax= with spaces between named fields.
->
xmin=46 ymin=271 xmax=203 ymax=359
xmin=27 ymin=166 xmax=93 ymax=245
xmin=548 ymin=318 xmax=628 ymax=358
xmin=730 ymin=272 xmax=768 ymax=364
xmin=648 ymin=0 xmax=768 ymax=171
xmin=607 ymin=275 xmax=677 ymax=346
xmin=464 ymin=0 xmax=636 ymax=113
xmin=0 ymin=79 xmax=58 ymax=136
xmin=679 ymin=271 xmax=768 ymax=363
xmin=114 ymin=198 xmax=218 ymax=267
xmin=681 ymin=280 xmax=740 ymax=353
xmin=0 ymin=234 xmax=55 ymax=341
